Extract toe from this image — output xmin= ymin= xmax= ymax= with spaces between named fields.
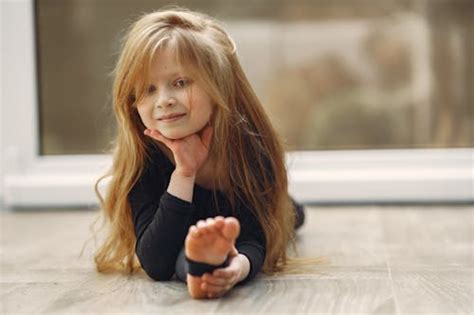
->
xmin=222 ymin=217 xmax=240 ymax=240
xmin=207 ymin=218 xmax=222 ymax=234
xmin=196 ymin=220 xmax=208 ymax=234
xmin=214 ymin=216 xmax=225 ymax=229
xmin=189 ymin=225 xmax=200 ymax=237
xmin=206 ymin=217 xmax=216 ymax=227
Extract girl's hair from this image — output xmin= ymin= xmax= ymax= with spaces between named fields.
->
xmin=92 ymin=7 xmax=303 ymax=276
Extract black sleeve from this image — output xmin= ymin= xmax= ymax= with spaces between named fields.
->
xmin=128 ymin=162 xmax=195 ymax=281
xmin=235 ymin=205 xmax=266 ymax=284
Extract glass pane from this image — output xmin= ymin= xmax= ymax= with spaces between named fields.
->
xmin=36 ymin=0 xmax=473 ymax=154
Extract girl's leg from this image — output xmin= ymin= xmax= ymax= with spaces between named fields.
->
xmin=175 ymin=247 xmax=188 ymax=283
xmin=184 ymin=217 xmax=240 ymax=299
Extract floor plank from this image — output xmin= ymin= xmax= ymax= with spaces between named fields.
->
xmin=0 ymin=205 xmax=472 ymax=314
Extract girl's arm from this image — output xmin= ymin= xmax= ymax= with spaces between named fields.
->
xmin=203 ymin=205 xmax=266 ymax=290
xmin=234 ymin=206 xmax=267 ymax=284
xmin=129 ymin=160 xmax=196 ymax=281
xmin=236 ymin=253 xmax=251 ymax=282
xmin=145 ymin=127 xmax=212 ymax=203
xmin=131 ymin=127 xmax=213 ymax=281
xmin=198 ymin=223 xmax=261 ymax=298
xmin=167 ymin=170 xmax=196 ymax=203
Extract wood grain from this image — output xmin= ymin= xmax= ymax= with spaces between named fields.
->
xmin=1 ymin=205 xmax=472 ymax=314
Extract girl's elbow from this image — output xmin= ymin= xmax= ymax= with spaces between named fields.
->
xmin=136 ymin=250 xmax=174 ymax=281
xmin=138 ymin=256 xmax=174 ymax=281
xmin=143 ymin=267 xmax=174 ymax=281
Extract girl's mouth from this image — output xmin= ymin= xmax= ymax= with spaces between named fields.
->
xmin=158 ymin=113 xmax=186 ymax=122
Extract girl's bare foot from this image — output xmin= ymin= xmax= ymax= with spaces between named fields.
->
xmin=185 ymin=216 xmax=240 ymax=299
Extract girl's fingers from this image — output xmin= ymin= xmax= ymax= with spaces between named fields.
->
xmin=152 ymin=130 xmax=170 ymax=145
xmin=202 ymin=263 xmax=240 ymax=297
xmin=144 ymin=129 xmax=173 ymax=147
xmin=201 ymin=282 xmax=230 ymax=295
xmin=213 ymin=268 xmax=237 ymax=280
xmin=229 ymin=246 xmax=239 ymax=257
xmin=202 ymin=273 xmax=228 ymax=286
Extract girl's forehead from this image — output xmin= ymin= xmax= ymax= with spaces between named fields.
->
xmin=150 ymin=49 xmax=181 ymax=72
xmin=151 ymin=47 xmax=177 ymax=65
xmin=148 ymin=48 xmax=193 ymax=79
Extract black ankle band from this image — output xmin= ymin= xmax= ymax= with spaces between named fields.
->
xmin=185 ymin=256 xmax=230 ymax=276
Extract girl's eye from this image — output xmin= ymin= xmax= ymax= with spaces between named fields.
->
xmin=147 ymin=85 xmax=156 ymax=94
xmin=174 ymin=78 xmax=189 ymax=88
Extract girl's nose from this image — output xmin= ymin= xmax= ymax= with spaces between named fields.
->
xmin=155 ymin=94 xmax=176 ymax=108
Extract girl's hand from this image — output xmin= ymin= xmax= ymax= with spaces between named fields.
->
xmin=144 ymin=125 xmax=213 ymax=176
xmin=200 ymin=248 xmax=244 ymax=298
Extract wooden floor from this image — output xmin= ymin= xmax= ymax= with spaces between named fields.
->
xmin=0 ymin=204 xmax=472 ymax=314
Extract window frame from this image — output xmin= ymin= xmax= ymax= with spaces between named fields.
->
xmin=1 ymin=0 xmax=472 ymax=208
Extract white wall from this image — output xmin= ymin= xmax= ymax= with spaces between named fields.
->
xmin=1 ymin=0 xmax=38 ymax=209
xmin=0 ymin=1 xmax=5 ymax=207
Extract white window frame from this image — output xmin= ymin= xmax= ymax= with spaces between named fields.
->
xmin=1 ymin=1 xmax=472 ymax=208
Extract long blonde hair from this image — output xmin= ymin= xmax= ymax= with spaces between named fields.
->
xmin=91 ymin=7 xmax=311 ymax=276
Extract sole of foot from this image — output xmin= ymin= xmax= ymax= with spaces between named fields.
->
xmin=185 ymin=216 xmax=240 ymax=299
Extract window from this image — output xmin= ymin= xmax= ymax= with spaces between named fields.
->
xmin=2 ymin=0 xmax=472 ymax=207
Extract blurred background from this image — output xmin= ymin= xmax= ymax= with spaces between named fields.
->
xmin=1 ymin=3 xmax=472 ymax=313
xmin=34 ymin=0 xmax=472 ymax=155
xmin=0 ymin=0 xmax=472 ymax=207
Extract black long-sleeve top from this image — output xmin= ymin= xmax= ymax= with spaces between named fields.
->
xmin=128 ymin=145 xmax=266 ymax=284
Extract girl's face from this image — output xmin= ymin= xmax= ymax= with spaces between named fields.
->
xmin=136 ymin=48 xmax=214 ymax=140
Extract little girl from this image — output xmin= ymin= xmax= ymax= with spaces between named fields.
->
xmin=93 ymin=7 xmax=306 ymax=299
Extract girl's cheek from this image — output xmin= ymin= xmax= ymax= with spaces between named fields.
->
xmin=135 ymin=107 xmax=146 ymax=124
xmin=137 ymin=101 xmax=153 ymax=120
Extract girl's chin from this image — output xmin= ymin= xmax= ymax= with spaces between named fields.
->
xmin=158 ymin=129 xmax=192 ymax=140
xmin=157 ymin=122 xmax=208 ymax=140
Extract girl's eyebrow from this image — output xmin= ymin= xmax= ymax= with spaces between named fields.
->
xmin=149 ymin=70 xmax=185 ymax=81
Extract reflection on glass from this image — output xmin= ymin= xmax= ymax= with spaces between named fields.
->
xmin=36 ymin=0 xmax=473 ymax=154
